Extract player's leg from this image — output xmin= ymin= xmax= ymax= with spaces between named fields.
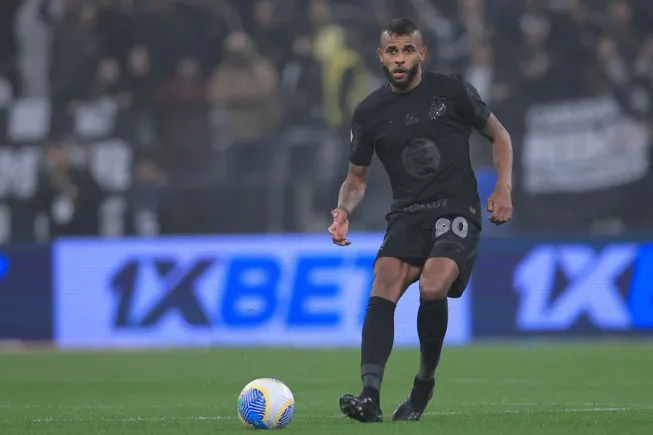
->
xmin=362 ymin=257 xmax=421 ymax=400
xmin=340 ymin=257 xmax=421 ymax=423
xmin=393 ymin=215 xmax=480 ymax=421
xmin=399 ymin=258 xmax=457 ymax=416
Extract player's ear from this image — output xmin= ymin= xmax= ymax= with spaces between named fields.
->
xmin=420 ymin=46 xmax=427 ymax=63
xmin=377 ymin=48 xmax=383 ymax=62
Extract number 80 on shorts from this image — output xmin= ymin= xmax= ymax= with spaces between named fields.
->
xmin=435 ymin=217 xmax=469 ymax=239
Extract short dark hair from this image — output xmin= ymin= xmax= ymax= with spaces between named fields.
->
xmin=383 ymin=18 xmax=419 ymax=37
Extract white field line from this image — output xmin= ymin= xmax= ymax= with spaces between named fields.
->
xmin=449 ymin=378 xmax=652 ymax=387
xmin=1 ymin=404 xmax=652 ymax=424
xmin=0 ymin=401 xmax=648 ymax=410
xmin=424 ymin=406 xmax=653 ymax=416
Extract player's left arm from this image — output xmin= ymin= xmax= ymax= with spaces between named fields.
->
xmin=479 ymin=114 xmax=514 ymax=224
xmin=458 ymin=76 xmax=513 ymax=224
xmin=479 ymin=114 xmax=513 ymax=192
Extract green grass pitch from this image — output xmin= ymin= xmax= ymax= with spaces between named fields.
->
xmin=0 ymin=343 xmax=652 ymax=434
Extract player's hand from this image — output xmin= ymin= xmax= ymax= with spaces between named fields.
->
xmin=487 ymin=187 xmax=513 ymax=225
xmin=328 ymin=208 xmax=351 ymax=246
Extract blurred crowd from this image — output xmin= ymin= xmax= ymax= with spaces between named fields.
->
xmin=0 ymin=0 xmax=651 ymax=240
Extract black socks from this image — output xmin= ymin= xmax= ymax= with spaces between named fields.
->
xmin=360 ymin=296 xmax=396 ymax=405
xmin=409 ymin=298 xmax=448 ymax=407
xmin=416 ymin=298 xmax=448 ymax=381
xmin=358 ymin=296 xmax=448 ymax=407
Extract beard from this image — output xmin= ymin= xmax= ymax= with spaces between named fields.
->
xmin=382 ymin=63 xmax=420 ymax=91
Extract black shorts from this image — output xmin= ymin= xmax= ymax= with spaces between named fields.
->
xmin=375 ymin=212 xmax=481 ymax=298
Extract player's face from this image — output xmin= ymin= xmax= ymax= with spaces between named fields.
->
xmin=378 ymin=32 xmax=426 ymax=91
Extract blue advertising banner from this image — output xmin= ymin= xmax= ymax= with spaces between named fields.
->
xmin=0 ymin=245 xmax=52 ymax=340
xmin=472 ymin=241 xmax=653 ymax=337
xmin=53 ymin=234 xmax=472 ymax=349
xmin=52 ymin=235 xmax=653 ymax=348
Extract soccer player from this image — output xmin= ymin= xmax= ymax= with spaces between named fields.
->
xmin=328 ymin=18 xmax=513 ymax=422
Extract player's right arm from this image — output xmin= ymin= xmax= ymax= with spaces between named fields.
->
xmin=336 ymin=164 xmax=369 ymax=219
xmin=329 ymin=106 xmax=374 ymax=246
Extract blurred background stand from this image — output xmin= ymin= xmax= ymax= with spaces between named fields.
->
xmin=0 ymin=0 xmax=650 ymax=241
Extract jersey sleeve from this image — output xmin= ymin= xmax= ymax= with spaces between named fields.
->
xmin=453 ymin=74 xmax=492 ymax=131
xmin=348 ymin=105 xmax=375 ymax=167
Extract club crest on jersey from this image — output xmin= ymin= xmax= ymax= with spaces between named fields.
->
xmin=428 ymin=96 xmax=446 ymax=120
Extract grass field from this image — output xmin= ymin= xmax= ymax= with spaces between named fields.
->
xmin=0 ymin=343 xmax=652 ymax=434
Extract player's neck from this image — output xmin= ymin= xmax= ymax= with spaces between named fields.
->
xmin=389 ymin=68 xmax=423 ymax=94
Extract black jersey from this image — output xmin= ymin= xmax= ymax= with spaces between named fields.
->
xmin=349 ymin=71 xmax=490 ymax=224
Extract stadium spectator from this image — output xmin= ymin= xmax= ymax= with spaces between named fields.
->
xmin=209 ymin=30 xmax=280 ymax=181
xmin=250 ymin=0 xmax=293 ymax=71
xmin=157 ymin=56 xmax=211 ymax=174
xmin=117 ymin=45 xmax=157 ymax=150
xmin=31 ymin=138 xmax=102 ymax=237
xmin=280 ymin=33 xmax=323 ymax=126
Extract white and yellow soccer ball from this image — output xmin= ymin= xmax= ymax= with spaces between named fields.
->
xmin=237 ymin=378 xmax=295 ymax=429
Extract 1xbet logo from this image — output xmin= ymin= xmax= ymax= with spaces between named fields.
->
xmin=110 ymin=255 xmax=377 ymax=329
xmin=111 ymin=258 xmax=215 ymax=327
xmin=514 ymin=244 xmax=653 ymax=330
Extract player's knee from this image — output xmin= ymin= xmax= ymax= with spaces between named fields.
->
xmin=419 ymin=279 xmax=448 ymax=300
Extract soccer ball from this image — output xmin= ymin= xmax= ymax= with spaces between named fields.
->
xmin=237 ymin=378 xmax=295 ymax=429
